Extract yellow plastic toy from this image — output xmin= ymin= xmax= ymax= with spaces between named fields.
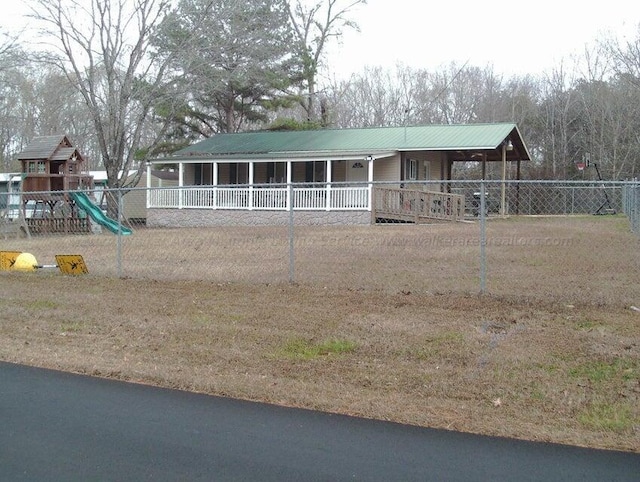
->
xmin=11 ymin=252 xmax=38 ymax=272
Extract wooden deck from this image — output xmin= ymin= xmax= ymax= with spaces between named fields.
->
xmin=373 ymin=187 xmax=464 ymax=223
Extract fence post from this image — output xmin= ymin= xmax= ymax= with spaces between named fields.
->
xmin=288 ymin=182 xmax=295 ymax=283
xmin=117 ymin=188 xmax=123 ymax=278
xmin=480 ymin=181 xmax=487 ymax=294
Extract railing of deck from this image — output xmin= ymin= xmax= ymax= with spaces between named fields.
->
xmin=373 ymin=187 xmax=465 ymax=222
xmin=147 ymin=185 xmax=370 ymax=211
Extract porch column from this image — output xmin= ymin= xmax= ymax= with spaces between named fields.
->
xmin=286 ymin=160 xmax=292 ymax=210
xmin=326 ymin=159 xmax=332 ymax=211
xmin=367 ymin=155 xmax=374 ymax=211
xmin=178 ymin=162 xmax=184 ymax=209
xmin=249 ymin=161 xmax=254 ymax=210
xmin=212 ymin=161 xmax=218 ymax=209
xmin=501 ymin=140 xmax=514 ymax=216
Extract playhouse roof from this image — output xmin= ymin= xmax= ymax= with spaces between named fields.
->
xmin=17 ymin=136 xmax=73 ymax=160
xmin=17 ymin=135 xmax=86 ymax=165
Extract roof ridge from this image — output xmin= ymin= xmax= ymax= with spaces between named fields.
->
xmin=221 ymin=122 xmax=517 ymax=136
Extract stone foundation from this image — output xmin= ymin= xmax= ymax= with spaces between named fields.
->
xmin=147 ymin=209 xmax=372 ymax=227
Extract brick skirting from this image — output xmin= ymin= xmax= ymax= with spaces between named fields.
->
xmin=147 ymin=208 xmax=372 ymax=227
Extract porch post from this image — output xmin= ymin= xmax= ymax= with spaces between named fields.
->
xmin=178 ymin=162 xmax=184 ymax=209
xmin=286 ymin=160 xmax=292 ymax=210
xmin=367 ymin=155 xmax=374 ymax=211
xmin=326 ymin=159 xmax=332 ymax=211
xmin=212 ymin=161 xmax=218 ymax=209
xmin=249 ymin=161 xmax=254 ymax=210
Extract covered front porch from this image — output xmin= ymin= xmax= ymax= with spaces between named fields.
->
xmin=148 ymin=183 xmax=371 ymax=211
xmin=147 ymin=155 xmax=380 ymax=212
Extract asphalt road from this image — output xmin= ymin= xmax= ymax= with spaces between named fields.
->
xmin=1 ymin=361 xmax=638 ymax=481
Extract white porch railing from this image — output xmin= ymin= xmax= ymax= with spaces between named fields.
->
xmin=148 ymin=186 xmax=370 ymax=211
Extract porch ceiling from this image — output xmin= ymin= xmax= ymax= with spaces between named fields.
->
xmin=447 ymin=146 xmax=526 ymax=163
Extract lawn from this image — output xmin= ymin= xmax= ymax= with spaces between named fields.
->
xmin=1 ymin=216 xmax=639 ymax=452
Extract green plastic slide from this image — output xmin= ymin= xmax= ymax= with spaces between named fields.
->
xmin=70 ymin=191 xmax=133 ymax=235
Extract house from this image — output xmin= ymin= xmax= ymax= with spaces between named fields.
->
xmin=0 ymin=173 xmax=21 ymax=215
xmin=145 ymin=123 xmax=531 ymax=227
xmin=0 ymin=173 xmax=29 ymax=238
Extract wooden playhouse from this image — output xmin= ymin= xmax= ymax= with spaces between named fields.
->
xmin=16 ymin=135 xmax=95 ymax=234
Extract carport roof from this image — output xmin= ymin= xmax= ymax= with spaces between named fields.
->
xmin=164 ymin=123 xmax=530 ymax=162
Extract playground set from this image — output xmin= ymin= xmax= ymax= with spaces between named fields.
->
xmin=3 ymin=135 xmax=132 ymax=237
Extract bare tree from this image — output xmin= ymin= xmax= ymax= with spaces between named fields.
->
xmin=0 ymin=28 xmax=27 ymax=171
xmin=606 ymin=23 xmax=640 ymax=89
xmin=0 ymin=30 xmax=21 ymax=74
xmin=28 ymin=0 xmax=180 ymax=190
xmin=422 ymin=63 xmax=494 ymax=124
xmin=533 ymin=63 xmax=583 ymax=179
xmin=327 ymin=65 xmax=417 ymax=128
xmin=0 ymin=68 xmax=31 ymax=172
xmin=286 ymin=0 xmax=367 ymax=124
xmin=601 ymin=23 xmax=640 ymax=178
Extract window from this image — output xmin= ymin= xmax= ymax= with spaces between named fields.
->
xmin=194 ymin=163 xmax=203 ymax=185
xmin=314 ymin=161 xmax=325 ymax=182
xmin=305 ymin=161 xmax=325 ymax=182
xmin=406 ymin=159 xmax=417 ymax=180
xmin=229 ymin=163 xmax=248 ymax=184
xmin=267 ymin=162 xmax=286 ymax=183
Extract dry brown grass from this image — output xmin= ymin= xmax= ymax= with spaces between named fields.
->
xmin=1 ymin=215 xmax=639 ymax=452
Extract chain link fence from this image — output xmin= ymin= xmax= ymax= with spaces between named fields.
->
xmin=2 ymin=180 xmax=638 ymax=303
xmin=623 ymin=180 xmax=640 ymax=235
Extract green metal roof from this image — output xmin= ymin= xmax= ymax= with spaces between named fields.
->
xmin=169 ymin=123 xmax=530 ymax=162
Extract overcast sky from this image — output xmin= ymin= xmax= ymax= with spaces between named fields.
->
xmin=3 ymin=0 xmax=639 ymax=79
xmin=325 ymin=0 xmax=640 ymax=79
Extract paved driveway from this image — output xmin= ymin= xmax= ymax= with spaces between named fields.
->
xmin=1 ymin=361 xmax=638 ymax=481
